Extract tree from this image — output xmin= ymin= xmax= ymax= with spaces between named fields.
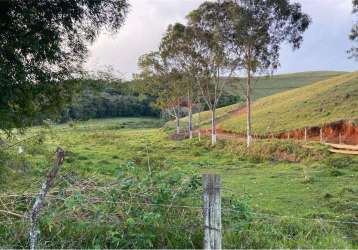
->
xmin=0 ymin=0 xmax=129 ymax=133
xmin=222 ymin=0 xmax=310 ymax=147
xmin=349 ymin=0 xmax=358 ymax=59
xmin=136 ymin=52 xmax=184 ymax=135
xmin=187 ymin=2 xmax=238 ymax=145
xmin=160 ymin=23 xmax=202 ymax=139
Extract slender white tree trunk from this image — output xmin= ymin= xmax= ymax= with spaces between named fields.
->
xmin=211 ymin=108 xmax=217 ymax=145
xmin=198 ymin=108 xmax=202 ymax=141
xmin=175 ymin=103 xmax=180 ymax=135
xmin=246 ymin=69 xmax=253 ymax=147
xmin=188 ymin=91 xmax=193 ymax=139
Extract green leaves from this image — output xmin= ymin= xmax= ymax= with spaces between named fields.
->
xmin=0 ymin=0 xmax=129 ymax=133
xmin=349 ymin=0 xmax=358 ymax=59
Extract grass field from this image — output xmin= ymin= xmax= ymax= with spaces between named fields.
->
xmin=220 ymin=72 xmax=358 ymax=135
xmin=1 ymin=117 xmax=357 ymax=248
xmin=166 ymin=71 xmax=347 ymax=130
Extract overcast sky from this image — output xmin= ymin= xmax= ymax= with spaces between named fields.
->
xmin=86 ymin=0 xmax=357 ymax=79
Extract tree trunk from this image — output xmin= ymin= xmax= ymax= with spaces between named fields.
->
xmin=211 ymin=108 xmax=217 ymax=145
xmin=246 ymin=69 xmax=253 ymax=147
xmin=188 ymin=91 xmax=193 ymax=139
xmin=175 ymin=103 xmax=180 ymax=135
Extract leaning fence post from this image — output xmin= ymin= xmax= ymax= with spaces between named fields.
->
xmin=203 ymin=174 xmax=222 ymax=250
xmin=29 ymin=147 xmax=65 ymax=250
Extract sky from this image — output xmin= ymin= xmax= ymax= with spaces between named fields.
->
xmin=86 ymin=0 xmax=357 ymax=79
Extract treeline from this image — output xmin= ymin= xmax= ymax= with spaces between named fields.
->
xmin=58 ymin=79 xmax=160 ymax=122
xmin=56 ymin=76 xmax=242 ymax=123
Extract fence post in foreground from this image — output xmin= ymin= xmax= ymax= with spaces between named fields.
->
xmin=203 ymin=174 xmax=222 ymax=250
xmin=320 ymin=128 xmax=323 ymax=143
xmin=29 ymin=147 xmax=65 ymax=250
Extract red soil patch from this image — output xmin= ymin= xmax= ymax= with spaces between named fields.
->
xmin=276 ymin=120 xmax=358 ymax=145
xmin=187 ymin=103 xmax=358 ymax=146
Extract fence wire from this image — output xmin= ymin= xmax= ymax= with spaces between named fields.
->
xmin=1 ymin=192 xmax=357 ymax=226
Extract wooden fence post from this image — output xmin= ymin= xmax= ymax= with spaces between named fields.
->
xmin=339 ymin=133 xmax=342 ymax=144
xmin=320 ymin=128 xmax=323 ymax=143
xmin=29 ymin=147 xmax=65 ymax=250
xmin=203 ymin=174 xmax=222 ymax=250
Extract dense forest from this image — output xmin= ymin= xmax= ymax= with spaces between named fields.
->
xmin=58 ymin=79 xmax=160 ymax=122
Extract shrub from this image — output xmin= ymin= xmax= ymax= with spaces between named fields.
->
xmin=325 ymin=155 xmax=353 ymax=169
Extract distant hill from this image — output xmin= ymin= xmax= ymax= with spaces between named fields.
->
xmin=220 ymin=72 xmax=358 ymax=135
xmin=165 ymin=71 xmax=348 ymax=130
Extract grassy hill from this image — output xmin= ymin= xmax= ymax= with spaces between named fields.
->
xmin=165 ymin=71 xmax=347 ymax=130
xmin=224 ymin=71 xmax=347 ymax=101
xmin=220 ymin=72 xmax=358 ymax=135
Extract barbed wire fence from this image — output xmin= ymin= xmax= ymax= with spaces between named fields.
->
xmin=1 ymin=166 xmax=357 ymax=249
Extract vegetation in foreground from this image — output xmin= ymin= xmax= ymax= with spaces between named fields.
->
xmin=1 ymin=118 xmax=357 ymax=248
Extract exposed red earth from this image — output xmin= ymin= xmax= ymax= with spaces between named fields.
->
xmin=197 ymin=120 xmax=358 ymax=145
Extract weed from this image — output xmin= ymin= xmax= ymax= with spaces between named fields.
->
xmin=329 ymin=169 xmax=344 ymax=176
xmin=325 ymin=155 xmax=353 ymax=169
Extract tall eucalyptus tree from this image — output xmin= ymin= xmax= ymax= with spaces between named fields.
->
xmin=160 ymin=23 xmax=203 ymax=139
xmin=187 ymin=2 xmax=236 ymax=145
xmin=137 ymin=52 xmax=184 ymax=135
xmin=223 ymin=0 xmax=311 ymax=147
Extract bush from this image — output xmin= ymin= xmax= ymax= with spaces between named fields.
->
xmin=325 ymin=155 xmax=353 ymax=169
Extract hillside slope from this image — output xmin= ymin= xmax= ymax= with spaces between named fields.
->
xmin=220 ymin=72 xmax=358 ymax=135
xmin=224 ymin=71 xmax=347 ymax=100
xmin=165 ymin=71 xmax=347 ymax=130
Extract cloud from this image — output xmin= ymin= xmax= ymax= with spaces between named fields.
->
xmin=86 ymin=0 xmax=203 ymax=79
xmin=86 ymin=0 xmax=357 ymax=79
xmin=279 ymin=0 xmax=356 ymax=73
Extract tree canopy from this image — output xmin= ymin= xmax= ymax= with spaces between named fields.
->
xmin=349 ymin=0 xmax=358 ymax=59
xmin=0 ymin=0 xmax=129 ymax=133
xmin=185 ymin=0 xmax=310 ymax=145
